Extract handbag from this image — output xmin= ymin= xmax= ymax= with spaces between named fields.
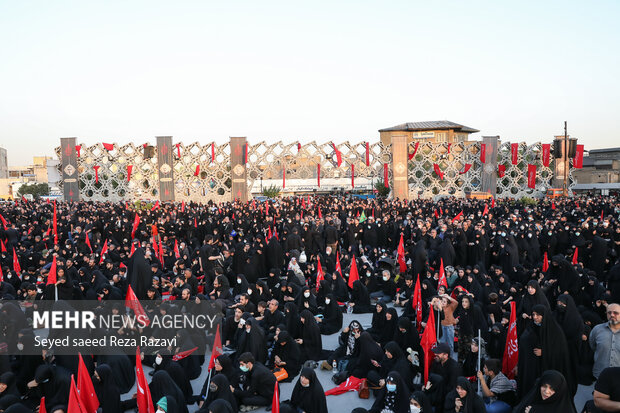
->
xmin=273 ymin=368 xmax=288 ymax=382
xmin=358 ymin=378 xmax=370 ymax=399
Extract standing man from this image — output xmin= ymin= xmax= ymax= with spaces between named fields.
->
xmin=590 ymin=303 xmax=620 ymax=379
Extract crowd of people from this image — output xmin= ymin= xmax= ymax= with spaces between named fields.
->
xmin=0 ymin=194 xmax=619 ymax=413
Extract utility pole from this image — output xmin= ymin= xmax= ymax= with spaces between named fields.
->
xmin=563 ymin=121 xmax=568 ymax=197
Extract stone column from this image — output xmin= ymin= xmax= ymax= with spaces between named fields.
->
xmin=60 ymin=137 xmax=80 ymax=201
xmin=156 ymin=136 xmax=175 ymax=202
xmin=230 ymin=137 xmax=248 ymax=202
xmin=481 ymin=136 xmax=499 ymax=197
xmin=391 ymin=135 xmax=409 ymax=200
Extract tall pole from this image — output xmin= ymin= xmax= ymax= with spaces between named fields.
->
xmin=477 ymin=329 xmax=482 ymax=395
xmin=563 ymin=121 xmax=568 ymax=196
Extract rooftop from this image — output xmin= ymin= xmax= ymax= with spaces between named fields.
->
xmin=588 ymin=147 xmax=620 ymax=154
xmin=379 ymin=120 xmax=479 ymax=133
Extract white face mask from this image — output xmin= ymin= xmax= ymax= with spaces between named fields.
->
xmin=155 ymin=356 xmax=162 ymax=365
xmin=304 ymin=292 xmax=310 ymax=298
xmin=246 ymin=327 xmax=251 ymax=334
xmin=247 ymin=288 xmax=252 ymax=295
xmin=17 ymin=343 xmax=24 ymax=351
xmin=237 ymin=279 xmax=242 ymax=284
xmin=382 ymin=276 xmax=389 ymax=282
xmin=410 ymin=406 xmax=421 ymax=413
xmin=325 ymin=299 xmax=331 ymax=305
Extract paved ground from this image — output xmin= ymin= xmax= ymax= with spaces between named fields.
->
xmin=125 ymin=310 xmax=595 ymax=412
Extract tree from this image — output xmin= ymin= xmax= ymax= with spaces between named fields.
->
xmin=17 ymin=183 xmax=50 ymax=198
xmin=374 ymin=180 xmax=390 ymax=197
xmin=262 ymin=185 xmax=281 ymax=198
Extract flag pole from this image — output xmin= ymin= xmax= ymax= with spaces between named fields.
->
xmin=477 ymin=329 xmax=482 ymax=395
xmin=436 ymin=307 xmax=441 ymax=342
xmin=203 ymin=368 xmax=213 ymax=401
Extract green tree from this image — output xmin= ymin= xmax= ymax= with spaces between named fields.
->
xmin=374 ymin=180 xmax=390 ymax=197
xmin=17 ymin=183 xmax=50 ymax=198
xmin=262 ymin=185 xmax=281 ymax=198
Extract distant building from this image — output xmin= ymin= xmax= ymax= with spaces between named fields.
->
xmin=1 ymin=155 xmax=55 ymax=199
xmin=572 ymin=147 xmax=620 ymax=195
xmin=0 ymin=147 xmax=7 ymax=179
xmin=379 ymin=120 xmax=479 ymax=145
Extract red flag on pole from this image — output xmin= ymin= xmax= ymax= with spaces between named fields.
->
xmin=316 ymin=257 xmax=325 ymax=292
xmin=211 ymin=142 xmax=215 ymax=163
xmin=318 ymin=207 xmax=322 ymax=219
xmin=502 ymin=301 xmax=518 ymax=379
xmin=93 ymin=166 xmax=100 ymax=184
xmin=131 ymin=213 xmax=140 ymax=239
xmin=332 ymin=143 xmax=342 ymax=167
xmin=351 ymin=164 xmax=354 ymax=188
xmin=365 ymin=142 xmax=370 ymax=166
xmin=317 ymin=164 xmax=321 ymax=187
xmin=409 ymin=142 xmax=419 ymax=160
xmin=272 ymin=380 xmax=280 ymax=413
xmin=498 ymin=164 xmax=506 ymax=178
xmin=542 ymin=144 xmax=551 ymax=167
xmin=335 ymin=251 xmax=342 ymax=278
xmin=384 ymin=163 xmax=389 ymax=188
xmin=551 ymin=202 xmax=556 ymax=210
xmin=75 ymin=145 xmax=82 ymax=158
xmin=459 ymin=164 xmax=472 ymax=174
xmin=68 ymin=375 xmax=87 ymax=413
xmin=433 ymin=163 xmax=444 ymax=180
xmin=85 ymin=234 xmax=93 ymax=253
xmin=0 ymin=213 xmax=7 ymax=230
xmin=482 ymin=204 xmax=489 ymax=217
xmin=542 ymin=251 xmax=549 ymax=272
xmin=511 ymin=143 xmax=518 ymax=164
xmin=77 ymin=354 xmax=99 ymax=413
xmin=126 ymin=165 xmax=133 ymax=182
xmin=480 ymin=143 xmax=486 ymax=163
xmin=13 ymin=248 xmax=21 ymax=274
xmin=102 ymin=143 xmax=114 ymax=151
xmin=173 ymin=347 xmax=198 ymax=361
xmin=126 ymin=285 xmax=150 ymax=326
xmin=135 ymin=347 xmax=156 ymax=413
xmin=98 ymin=240 xmax=108 ymax=265
xmin=0 ymin=240 xmax=6 ymax=253
xmin=130 ymin=242 xmax=136 ymax=257
xmin=174 ymin=239 xmax=180 ymax=259
xmin=438 ymin=258 xmax=448 ymax=290
xmin=420 ymin=306 xmax=437 ymax=383
xmin=175 ymin=143 xmax=181 ymax=158
xmin=397 ymin=234 xmax=407 ymax=273
xmin=207 ymin=324 xmax=223 ymax=369
xmin=573 ymin=144 xmax=584 ymax=169
xmin=412 ymin=275 xmax=423 ymax=332
xmin=151 ymin=201 xmax=160 ymax=212
xmin=572 ymin=247 xmax=579 ymax=265
xmin=491 ymin=197 xmax=495 ymax=209
xmin=527 ymin=164 xmax=537 ymax=189
xmin=348 ymin=255 xmax=359 ymax=289
xmin=47 ymin=255 xmax=57 ymax=285
xmin=39 ymin=397 xmax=47 ymax=413
xmin=451 ymin=211 xmax=463 ymax=224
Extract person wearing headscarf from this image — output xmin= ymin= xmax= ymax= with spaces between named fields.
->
xmin=290 ymin=367 xmax=328 ymax=413
xmin=410 ymin=391 xmax=434 ymax=413
xmin=200 ymin=374 xmax=237 ymax=413
xmin=149 ymin=370 xmax=189 ymax=413
xmin=202 ymin=399 xmax=235 ymax=413
xmin=173 ymin=329 xmax=202 ymax=380
xmin=517 ymin=304 xmax=575 ymax=398
xmin=348 ymin=331 xmax=384 ymax=379
xmin=378 ymin=342 xmax=414 ymax=391
xmin=153 ymin=350 xmax=192 ymax=404
xmin=461 ymin=337 xmax=486 ymax=378
xmin=554 ymin=294 xmax=585 ymax=386
xmin=549 ymin=254 xmax=580 ymax=296
xmin=443 ymin=376 xmax=486 ymax=413
xmin=513 ymin=370 xmax=577 ymax=413
xmin=96 ymin=353 xmax=135 ymax=394
xmin=369 ymin=371 xmax=410 ymax=413
xmin=32 ymin=364 xmax=72 ymax=411
xmin=296 ymin=286 xmax=319 ymax=314
xmin=92 ymin=364 xmax=121 ymax=413
xmin=284 ymin=302 xmax=302 ymax=340
xmin=236 ymin=318 xmax=268 ymax=364
xmin=297 ymin=309 xmax=323 ymax=361
xmin=156 ymin=395 xmax=180 ymax=413
xmin=377 ymin=308 xmax=399 ymax=346
xmin=516 ymin=280 xmax=550 ymax=335
xmin=350 ymin=280 xmax=372 ymax=313
xmin=318 ymin=293 xmax=343 ymax=335
xmin=324 ymin=320 xmax=363 ymax=370
xmin=367 ymin=302 xmax=387 ymax=341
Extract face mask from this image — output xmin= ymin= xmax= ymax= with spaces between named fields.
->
xmin=37 ymin=277 xmax=43 ymax=283
xmin=501 ymin=233 xmax=506 ymax=237
xmin=366 ymin=272 xmax=371 ymax=277
xmin=157 ymin=409 xmax=166 ymax=413
xmin=575 ymin=232 xmax=580 ymax=236
xmin=304 ymin=292 xmax=310 ymax=298
xmin=325 ymin=299 xmax=331 ymax=305
xmin=246 ymin=327 xmax=251 ymax=334
xmin=548 ymin=232 xmax=552 ymax=236
xmin=528 ymin=234 xmax=532 ymax=238
xmin=410 ymin=406 xmax=421 ymax=413
xmin=209 ymin=384 xmax=218 ymax=392
xmin=386 ymin=383 xmax=397 ymax=392
xmin=237 ymin=279 xmax=242 ymax=284
xmin=155 ymin=356 xmax=162 ymax=365
xmin=382 ymin=276 xmax=389 ymax=281
xmin=565 ymin=227 xmax=569 ymax=231
xmin=247 ymin=289 xmax=252 ymax=295
xmin=17 ymin=343 xmax=24 ymax=351
xmin=240 ymin=365 xmax=249 ymax=372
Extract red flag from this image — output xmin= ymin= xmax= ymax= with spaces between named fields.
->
xmin=0 ymin=213 xmax=8 ymax=230
xmin=194 ymin=165 xmax=200 ymax=176
xmin=397 ymin=234 xmax=406 ymax=273
xmin=102 ymin=143 xmax=114 ymax=151
xmin=317 ymin=164 xmax=321 ymax=187
xmin=135 ymin=347 xmax=156 ymax=413
xmin=175 ymin=143 xmax=181 ymax=158
xmin=39 ymin=397 xmax=47 ymax=413
xmin=447 ymin=143 xmax=452 ymax=154
xmin=541 ymin=144 xmax=551 ymax=167
xmin=13 ymin=247 xmax=21 ymax=274
xmin=173 ymin=347 xmax=198 ymax=361
xmin=551 ymin=201 xmax=556 ymax=210
xmin=348 ymin=255 xmax=359 ymax=289
xmin=267 ymin=227 xmax=273 ymax=240
xmin=332 ymin=143 xmax=342 ymax=167
xmin=438 ymin=258 xmax=448 ymax=290
xmin=573 ymin=144 xmax=584 ymax=169
xmin=498 ymin=164 xmax=506 ymax=178
xmin=68 ymin=375 xmax=87 ymax=413
xmin=351 ymin=164 xmax=354 ymax=188
xmin=98 ymin=239 xmax=108 ymax=265
xmin=335 ymin=251 xmax=342 ymax=278
xmin=459 ymin=163 xmax=472 ymax=174
xmin=491 ymin=197 xmax=495 ymax=208
xmin=434 ymin=209 xmax=439 ymax=219
xmin=420 ymin=305 xmax=437 ymax=383
xmin=412 ymin=275 xmax=423 ymax=332
xmin=365 ymin=142 xmax=370 ymax=166
xmin=527 ymin=164 xmax=537 ymax=189
xmin=409 ymin=142 xmax=419 ymax=161
xmin=450 ymin=285 xmax=470 ymax=300
xmin=283 ymin=167 xmax=286 ymax=189
xmin=150 ymin=201 xmax=160 ymax=211
xmin=0 ymin=240 xmax=6 ymax=253
xmin=131 ymin=213 xmax=140 ymax=239
xmin=297 ymin=142 xmax=302 ymax=153
xmin=75 ymin=145 xmax=82 ymax=157
xmin=93 ymin=165 xmax=100 ymax=184
xmin=542 ymin=251 xmax=549 ymax=272
xmin=47 ymin=255 xmax=57 ymax=285
xmin=318 ymin=207 xmax=322 ymax=219
xmin=181 ymin=201 xmax=185 ymax=213
xmin=482 ymin=204 xmax=489 ymax=217
xmin=433 ymin=163 xmax=444 ymax=180
xmin=127 ymin=165 xmax=133 ymax=182
xmin=126 ymin=285 xmax=150 ymax=326
xmin=84 ymin=233 xmax=93 ymax=253
xmin=174 ymin=239 xmax=180 ymax=259
xmin=316 ymin=257 xmax=325 ymax=292
xmin=325 ymin=376 xmax=365 ymax=396
xmin=480 ymin=143 xmax=486 ymax=163
xmin=244 ymin=143 xmax=248 ymax=164
xmin=194 ymin=217 xmax=197 ymax=228
xmin=211 ymin=142 xmax=215 ymax=163
xmin=572 ymin=247 xmax=579 ymax=265
xmin=511 ymin=143 xmax=518 ymax=165
xmin=130 ymin=242 xmax=136 ymax=257
xmin=208 ymin=324 xmax=223 ymax=369
xmin=502 ymin=301 xmax=518 ymax=379
xmin=77 ymin=354 xmax=99 ymax=413
xmin=384 ymin=163 xmax=389 ymax=188
xmin=272 ymin=380 xmax=280 ymax=413
xmin=0 ymin=265 xmax=4 ymax=283
xmin=53 ymin=200 xmax=58 ymax=245
xmin=451 ymin=211 xmax=463 ymax=223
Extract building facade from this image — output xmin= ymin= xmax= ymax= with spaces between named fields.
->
xmin=379 ymin=120 xmax=479 ymax=145
xmin=572 ymin=147 xmax=620 ymax=184
xmin=0 ymin=147 xmax=7 ymax=179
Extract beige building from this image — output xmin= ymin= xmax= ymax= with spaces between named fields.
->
xmin=0 ymin=156 xmax=57 ymax=199
xmin=379 ymin=120 xmax=479 ymax=145
xmin=572 ymin=147 xmax=620 ymax=185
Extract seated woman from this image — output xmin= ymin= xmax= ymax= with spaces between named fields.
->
xmin=344 ymin=332 xmax=383 ymax=380
xmin=444 ymin=377 xmax=486 ymax=413
xmin=513 ymin=370 xmax=577 ymax=413
xmin=349 ymin=280 xmax=372 ymax=314
xmin=317 ymin=293 xmax=343 ymax=335
xmin=199 ymin=374 xmax=237 ymax=412
xmin=289 ymin=367 xmax=328 ymax=413
xmin=376 ymin=342 xmax=414 ymax=392
xmin=368 ymin=371 xmax=411 ymax=413
xmin=297 ymin=310 xmax=323 ymax=361
xmin=366 ymin=303 xmax=387 ymax=340
xmin=272 ymin=331 xmax=302 ymax=382
xmin=322 ymin=320 xmax=363 ymax=371
xmin=409 ymin=391 xmax=434 ymax=413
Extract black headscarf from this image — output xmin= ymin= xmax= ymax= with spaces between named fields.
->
xmin=410 ymin=390 xmax=434 ymax=413
xmin=290 ymin=367 xmax=328 ymax=413
xmin=149 ymin=370 xmax=189 ymax=413
xmin=444 ymin=376 xmax=486 ymax=413
xmin=93 ymin=364 xmax=121 ymax=413
xmin=370 ymin=371 xmax=410 ymax=413
xmin=514 ymin=370 xmax=577 ymax=413
xmin=204 ymin=374 xmax=237 ymax=412
xmin=299 ymin=309 xmax=323 ymax=360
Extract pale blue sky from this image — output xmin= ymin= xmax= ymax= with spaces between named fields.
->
xmin=1 ymin=0 xmax=619 ymax=166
